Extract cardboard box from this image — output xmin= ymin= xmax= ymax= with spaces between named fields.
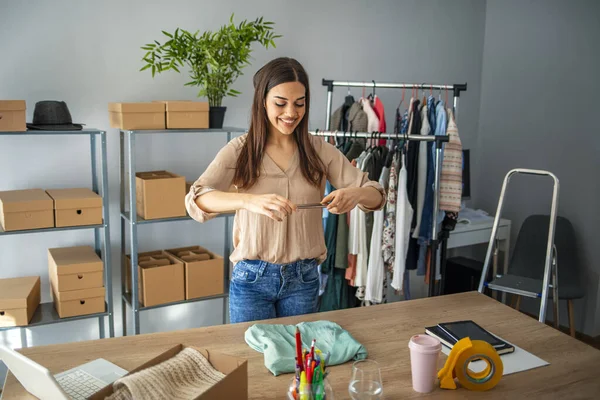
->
xmin=166 ymin=246 xmax=224 ymax=300
xmin=90 ymin=345 xmax=248 ymax=400
xmin=123 ymin=250 xmax=163 ymax=295
xmin=154 ymin=100 xmax=209 ymax=129
xmin=51 ymin=285 xmax=105 ymax=318
xmin=125 ymin=251 xmax=185 ymax=307
xmin=48 ymin=246 xmax=103 ymax=292
xmin=0 ymin=276 xmax=41 ymax=327
xmin=0 ymin=189 xmax=54 ymax=231
xmin=136 ymin=171 xmax=186 ymax=220
xmin=46 ymin=188 xmax=103 ymax=227
xmin=108 ymin=102 xmax=165 ymax=130
xmin=0 ymin=100 xmax=26 ymax=131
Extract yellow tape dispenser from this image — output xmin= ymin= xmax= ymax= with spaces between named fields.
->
xmin=438 ymin=337 xmax=503 ymax=391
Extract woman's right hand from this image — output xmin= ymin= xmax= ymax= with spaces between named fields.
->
xmin=243 ymin=194 xmax=297 ymax=221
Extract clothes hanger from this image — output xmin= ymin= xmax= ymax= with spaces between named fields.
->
xmin=397 ymin=86 xmax=405 ymax=110
xmin=344 ymin=84 xmax=355 ymax=107
xmin=367 ymin=132 xmax=377 ymax=152
xmin=402 ymin=124 xmax=409 ymax=155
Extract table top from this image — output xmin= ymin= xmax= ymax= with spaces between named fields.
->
xmin=452 ymin=218 xmax=511 ymax=234
xmin=3 ymin=292 xmax=599 ymax=399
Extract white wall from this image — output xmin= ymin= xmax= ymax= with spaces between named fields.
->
xmin=476 ymin=0 xmax=600 ymax=335
xmin=0 ymin=0 xmax=487 ymax=373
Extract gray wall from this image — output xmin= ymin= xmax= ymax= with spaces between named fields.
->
xmin=475 ymin=0 xmax=600 ymax=335
xmin=0 ymin=0 xmax=487 ymax=384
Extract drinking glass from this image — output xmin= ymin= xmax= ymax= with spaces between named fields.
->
xmin=348 ymin=359 xmax=383 ymax=400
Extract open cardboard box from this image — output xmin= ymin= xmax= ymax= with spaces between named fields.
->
xmin=89 ymin=345 xmax=248 ymax=400
xmin=124 ymin=251 xmax=185 ymax=307
xmin=166 ymin=246 xmax=225 ymax=300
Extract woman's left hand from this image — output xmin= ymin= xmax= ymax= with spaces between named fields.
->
xmin=321 ymin=187 xmax=363 ymax=214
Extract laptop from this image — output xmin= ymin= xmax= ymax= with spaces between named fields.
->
xmin=0 ymin=345 xmax=127 ymax=400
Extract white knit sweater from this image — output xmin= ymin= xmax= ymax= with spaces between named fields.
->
xmin=106 ymin=347 xmax=226 ymax=400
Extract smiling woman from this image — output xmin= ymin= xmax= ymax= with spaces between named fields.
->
xmin=185 ymin=57 xmax=385 ymax=323
xmin=234 ymin=59 xmax=324 ymax=190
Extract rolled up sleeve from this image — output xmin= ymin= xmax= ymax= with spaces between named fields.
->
xmin=320 ymin=140 xmax=386 ymax=212
xmin=185 ymin=139 xmax=239 ymax=222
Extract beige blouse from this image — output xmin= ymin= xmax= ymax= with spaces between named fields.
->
xmin=185 ymin=134 xmax=385 ymax=265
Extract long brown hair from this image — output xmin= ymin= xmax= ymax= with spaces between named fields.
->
xmin=233 ymin=57 xmax=325 ymax=189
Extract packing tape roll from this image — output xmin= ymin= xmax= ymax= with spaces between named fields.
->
xmin=439 ymin=338 xmax=503 ymax=391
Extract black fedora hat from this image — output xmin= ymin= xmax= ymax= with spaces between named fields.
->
xmin=27 ymin=101 xmax=84 ymax=131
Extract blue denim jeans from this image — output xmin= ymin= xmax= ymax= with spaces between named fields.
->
xmin=229 ymin=259 xmax=320 ymax=323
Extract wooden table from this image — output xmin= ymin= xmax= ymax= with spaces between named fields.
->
xmin=3 ymin=292 xmax=599 ymax=399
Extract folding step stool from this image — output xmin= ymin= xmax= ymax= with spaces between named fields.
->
xmin=477 ymin=169 xmax=560 ymax=323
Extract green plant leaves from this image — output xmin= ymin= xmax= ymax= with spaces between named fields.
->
xmin=139 ymin=13 xmax=281 ymax=106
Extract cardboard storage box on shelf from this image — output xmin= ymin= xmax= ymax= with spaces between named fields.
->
xmin=125 ymin=251 xmax=185 ymax=307
xmin=0 ymin=189 xmax=54 ymax=232
xmin=0 ymin=100 xmax=26 ymax=131
xmin=154 ymin=100 xmax=209 ymax=129
xmin=51 ymin=286 xmax=105 ymax=318
xmin=46 ymin=188 xmax=103 ymax=228
xmin=0 ymin=276 xmax=41 ymax=327
xmin=48 ymin=246 xmax=104 ymax=292
xmin=136 ymin=171 xmax=186 ymax=220
xmin=166 ymin=246 xmax=224 ymax=300
xmin=108 ymin=102 xmax=165 ymax=130
xmin=123 ymin=250 xmax=163 ymax=295
xmin=48 ymin=246 xmax=105 ymax=318
xmin=90 ymin=345 xmax=248 ymax=400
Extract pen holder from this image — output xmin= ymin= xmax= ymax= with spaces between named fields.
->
xmin=287 ymin=375 xmax=335 ymax=400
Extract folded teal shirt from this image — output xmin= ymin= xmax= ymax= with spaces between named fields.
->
xmin=245 ymin=320 xmax=368 ymax=376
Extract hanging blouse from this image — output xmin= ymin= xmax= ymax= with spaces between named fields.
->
xmin=373 ymin=96 xmax=386 ymax=133
xmin=381 ymin=153 xmax=398 ymax=270
xmin=365 ymin=166 xmax=390 ymax=304
xmin=360 ymin=98 xmax=380 ymax=134
xmin=413 ymin=103 xmax=430 ymax=239
xmin=391 ymin=153 xmax=414 ymax=291
xmin=439 ymin=108 xmax=463 ymax=213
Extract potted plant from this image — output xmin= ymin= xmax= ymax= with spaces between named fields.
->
xmin=140 ymin=14 xmax=281 ymax=128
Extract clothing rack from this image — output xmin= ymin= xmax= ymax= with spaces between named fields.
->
xmin=322 ymin=80 xmax=467 ymax=129
xmin=320 ymin=79 xmax=468 ymax=298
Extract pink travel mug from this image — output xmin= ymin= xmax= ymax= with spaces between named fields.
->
xmin=408 ymin=334 xmax=442 ymax=393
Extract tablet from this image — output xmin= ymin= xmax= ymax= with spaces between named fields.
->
xmin=440 ymin=320 xmax=506 ymax=349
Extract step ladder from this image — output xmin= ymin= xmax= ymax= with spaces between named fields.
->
xmin=477 ymin=169 xmax=560 ymax=323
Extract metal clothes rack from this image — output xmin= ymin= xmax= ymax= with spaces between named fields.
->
xmin=321 ymin=79 xmax=468 ymax=297
xmin=0 ymin=129 xmax=114 ymax=346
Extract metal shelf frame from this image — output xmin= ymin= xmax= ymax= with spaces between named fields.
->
xmin=0 ymin=129 xmax=114 ymax=344
xmin=119 ymin=127 xmax=245 ymax=336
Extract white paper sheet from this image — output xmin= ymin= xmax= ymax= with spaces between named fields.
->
xmin=441 ymin=337 xmax=549 ymax=375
